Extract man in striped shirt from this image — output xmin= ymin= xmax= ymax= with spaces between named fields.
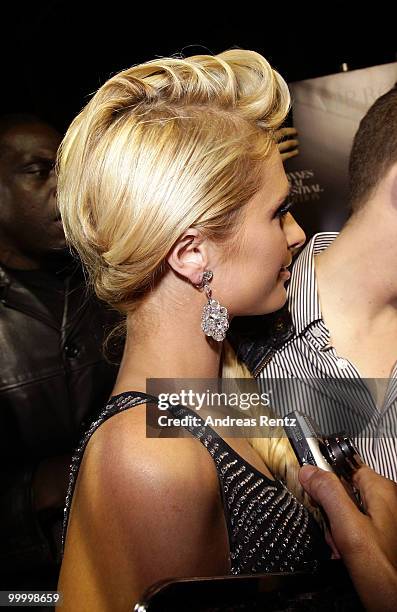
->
xmin=230 ymin=86 xmax=397 ymax=482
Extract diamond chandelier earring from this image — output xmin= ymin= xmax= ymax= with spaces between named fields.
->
xmin=197 ymin=270 xmax=229 ymax=342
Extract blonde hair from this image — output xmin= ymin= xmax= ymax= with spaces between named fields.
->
xmin=57 ymin=49 xmax=320 ymax=521
xmin=222 ymin=341 xmax=323 ymax=525
xmin=57 ymin=49 xmax=289 ymax=313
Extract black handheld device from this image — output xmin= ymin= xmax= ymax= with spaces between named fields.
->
xmin=284 ymin=410 xmax=363 ymax=509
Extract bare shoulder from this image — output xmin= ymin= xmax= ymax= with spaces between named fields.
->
xmin=60 ymin=402 xmax=229 ymax=611
xmin=81 ymin=402 xmax=217 ymax=501
xmin=71 ymin=402 xmax=224 ymax=548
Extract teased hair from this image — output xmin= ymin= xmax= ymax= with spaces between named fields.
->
xmin=57 ymin=49 xmax=322 ymax=525
xmin=57 ymin=49 xmax=290 ymax=313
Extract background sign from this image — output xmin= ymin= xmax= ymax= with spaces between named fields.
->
xmin=287 ymin=62 xmax=397 ymax=238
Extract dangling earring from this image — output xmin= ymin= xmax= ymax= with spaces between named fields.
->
xmin=197 ymin=270 xmax=229 ymax=342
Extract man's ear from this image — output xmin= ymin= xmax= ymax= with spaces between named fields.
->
xmin=167 ymin=228 xmax=209 ymax=286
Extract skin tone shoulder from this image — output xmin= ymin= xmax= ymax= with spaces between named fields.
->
xmin=60 ymin=404 xmax=230 ymax=610
xmin=58 ymin=148 xmax=306 ymax=611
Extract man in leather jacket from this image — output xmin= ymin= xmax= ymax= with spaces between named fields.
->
xmin=0 ymin=114 xmax=120 ymax=589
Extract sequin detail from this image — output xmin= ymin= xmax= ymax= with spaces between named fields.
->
xmin=62 ymin=392 xmax=330 ymax=573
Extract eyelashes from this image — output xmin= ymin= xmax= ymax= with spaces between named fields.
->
xmin=274 ymin=199 xmax=294 ymax=218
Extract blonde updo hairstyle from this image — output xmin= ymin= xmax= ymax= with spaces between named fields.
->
xmin=57 ymin=49 xmax=289 ymax=313
xmin=57 ymin=50 xmax=318 ymax=522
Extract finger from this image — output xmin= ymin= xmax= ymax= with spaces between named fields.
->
xmin=353 ymin=465 xmax=397 ymax=516
xmin=276 ymin=127 xmax=298 ymax=140
xmin=299 ymin=465 xmax=360 ymax=524
xmin=278 ymin=139 xmax=299 ymax=152
xmin=280 ymin=149 xmax=299 ymax=161
xmin=325 ymin=530 xmax=341 ymax=559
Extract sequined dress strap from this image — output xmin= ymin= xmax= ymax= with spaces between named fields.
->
xmin=62 ymin=391 xmax=153 ymax=549
xmin=63 ymin=391 xmax=330 ymax=572
xmin=162 ymin=398 xmax=330 ymax=573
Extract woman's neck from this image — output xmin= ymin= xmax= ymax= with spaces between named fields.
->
xmin=112 ymin=300 xmax=223 ymax=396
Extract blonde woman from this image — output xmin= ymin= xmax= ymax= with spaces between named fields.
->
xmin=57 ymin=49 xmax=331 ymax=611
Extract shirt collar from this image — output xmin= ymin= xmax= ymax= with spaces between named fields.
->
xmin=288 ymin=232 xmax=339 ymax=335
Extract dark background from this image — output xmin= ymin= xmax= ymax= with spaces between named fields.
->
xmin=1 ymin=1 xmax=396 ymax=132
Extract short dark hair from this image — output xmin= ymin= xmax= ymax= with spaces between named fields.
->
xmin=0 ymin=112 xmax=45 ymax=136
xmin=348 ymin=86 xmax=397 ymax=213
xmin=0 ymin=113 xmax=57 ymax=159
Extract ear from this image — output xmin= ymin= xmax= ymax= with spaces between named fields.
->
xmin=167 ymin=228 xmax=209 ymax=286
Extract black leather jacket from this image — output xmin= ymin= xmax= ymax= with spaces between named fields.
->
xmin=0 ymin=263 xmax=120 ymax=574
xmin=227 ymin=303 xmax=294 ymax=377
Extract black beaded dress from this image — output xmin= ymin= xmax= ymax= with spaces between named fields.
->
xmin=63 ymin=391 xmax=331 ymax=573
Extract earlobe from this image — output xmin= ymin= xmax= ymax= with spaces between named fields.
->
xmin=167 ymin=228 xmax=208 ymax=285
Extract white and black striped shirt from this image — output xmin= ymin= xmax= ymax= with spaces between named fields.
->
xmin=258 ymin=232 xmax=397 ymax=482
